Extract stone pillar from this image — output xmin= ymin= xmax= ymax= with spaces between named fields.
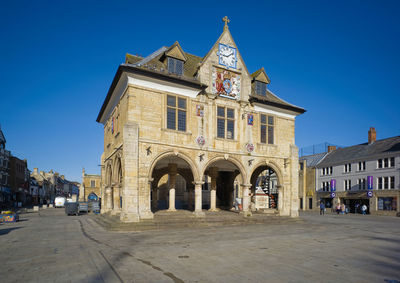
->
xmin=208 ymin=167 xmax=219 ymax=212
xmin=105 ymin=186 xmax=113 ymax=212
xmin=138 ymin=178 xmax=154 ymax=219
xmin=188 ymin=184 xmax=194 ymax=210
xmin=120 ymin=122 xmax=140 ymax=222
xmin=278 ymin=185 xmax=284 ymax=212
xmin=168 ymin=164 xmax=177 ymax=212
xmin=289 ymin=145 xmax=300 ymax=217
xmin=193 ymin=181 xmax=205 ymax=217
xmin=151 ymin=185 xmax=158 ymax=211
xmin=111 ymin=184 xmax=121 ymax=215
xmin=240 ymin=183 xmax=252 ymax=217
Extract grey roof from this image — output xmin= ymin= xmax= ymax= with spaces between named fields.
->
xmin=317 ymin=136 xmax=400 ymax=167
xmin=300 ymin=152 xmax=328 ymax=167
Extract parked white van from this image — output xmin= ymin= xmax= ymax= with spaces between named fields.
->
xmin=54 ymin=196 xmax=66 ymax=208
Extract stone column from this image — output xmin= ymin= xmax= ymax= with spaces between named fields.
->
xmin=111 ymin=184 xmax=121 ymax=215
xmin=105 ymin=186 xmax=113 ymax=212
xmin=151 ymin=185 xmax=158 ymax=211
xmin=188 ymin=183 xmax=194 ymax=211
xmin=240 ymin=183 xmax=252 ymax=217
xmin=138 ymin=178 xmax=154 ymax=219
xmin=168 ymin=164 xmax=177 ymax=212
xmin=208 ymin=167 xmax=219 ymax=212
xmin=278 ymin=185 xmax=284 ymax=212
xmin=193 ymin=181 xmax=205 ymax=217
xmin=120 ymin=122 xmax=140 ymax=223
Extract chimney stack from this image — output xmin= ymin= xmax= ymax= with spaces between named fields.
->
xmin=327 ymin=146 xmax=337 ymax=152
xmin=368 ymin=127 xmax=376 ymax=144
xmin=33 ymin=168 xmax=38 ymax=174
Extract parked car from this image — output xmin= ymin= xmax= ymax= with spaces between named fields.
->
xmin=55 ymin=196 xmax=66 ymax=208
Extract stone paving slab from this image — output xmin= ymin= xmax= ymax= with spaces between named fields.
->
xmin=0 ymin=208 xmax=399 ymax=282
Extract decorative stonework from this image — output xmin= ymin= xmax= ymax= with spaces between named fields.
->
xmin=212 ymin=67 xmax=241 ymax=100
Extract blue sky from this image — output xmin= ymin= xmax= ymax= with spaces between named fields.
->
xmin=1 ymin=0 xmax=399 ymax=182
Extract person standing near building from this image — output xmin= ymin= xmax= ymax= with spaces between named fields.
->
xmin=336 ymin=203 xmax=341 ymax=215
xmin=320 ymin=202 xmax=325 ymax=215
xmin=361 ymin=204 xmax=367 ymax=215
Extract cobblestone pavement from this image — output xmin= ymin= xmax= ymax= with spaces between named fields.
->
xmin=0 ymin=209 xmax=399 ymax=283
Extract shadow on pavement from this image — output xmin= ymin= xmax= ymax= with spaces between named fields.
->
xmin=0 ymin=226 xmax=22 ymax=236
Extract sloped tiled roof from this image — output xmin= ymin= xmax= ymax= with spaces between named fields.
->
xmin=250 ymin=89 xmax=306 ymax=114
xmin=300 ymin=152 xmax=328 ymax=167
xmin=317 ymin=136 xmax=400 ymax=167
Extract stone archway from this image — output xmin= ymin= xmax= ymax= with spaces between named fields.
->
xmin=249 ymin=163 xmax=282 ymax=212
xmin=149 ymin=152 xmax=197 ymax=213
xmin=111 ymin=156 xmax=122 ymax=214
xmin=104 ymin=162 xmax=113 ymax=212
xmin=202 ymin=156 xmax=247 ymax=212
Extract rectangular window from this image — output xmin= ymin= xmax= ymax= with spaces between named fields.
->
xmin=390 ymin=157 xmax=395 ymax=167
xmin=358 ymin=161 xmax=365 ymax=171
xmin=390 ymin=176 xmax=395 ymax=189
xmin=384 ymin=158 xmax=389 ymax=168
xmin=217 ymin=106 xmax=234 ymax=139
xmin=378 ymin=197 xmax=397 ymax=211
xmin=344 ymin=163 xmax=351 ymax=173
xmin=255 ymin=81 xmax=267 ymax=96
xmin=268 ymin=116 xmax=274 ymax=144
xmin=384 ymin=177 xmax=389 ymax=189
xmin=378 ymin=177 xmax=383 ymax=189
xmin=378 ymin=159 xmax=383 ymax=168
xmin=321 ymin=182 xmax=330 ymax=192
xmin=90 ymin=180 xmax=95 ymax=187
xmin=260 ymin=114 xmax=267 ymax=143
xmin=166 ymin=95 xmax=186 ymax=131
xmin=344 ymin=179 xmax=351 ymax=191
xmin=167 ymin=57 xmax=184 ymax=76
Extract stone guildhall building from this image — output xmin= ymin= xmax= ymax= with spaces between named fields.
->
xmin=96 ymin=18 xmax=305 ymax=222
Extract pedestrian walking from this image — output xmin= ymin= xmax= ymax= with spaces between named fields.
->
xmin=341 ymin=203 xmax=345 ymax=215
xmin=320 ymin=202 xmax=325 ymax=215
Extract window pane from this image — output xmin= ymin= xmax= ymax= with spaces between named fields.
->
xmin=167 ymin=95 xmax=176 ymax=107
xmin=167 ymin=108 xmax=176 ymax=130
xmin=178 ymin=98 xmax=186 ymax=109
xmin=217 ymin=118 xmax=225 ymax=138
xmin=390 ymin=157 xmax=394 ymax=167
xmin=177 ymin=110 xmax=186 ymax=131
xmin=268 ymin=116 xmax=274 ymax=125
xmin=168 ymin=57 xmax=175 ymax=73
xmin=227 ymin=120 xmax=234 ymax=139
xmin=261 ymin=125 xmax=266 ymax=143
xmin=268 ymin=126 xmax=274 ymax=144
xmin=260 ymin=114 xmax=266 ymax=124
xmin=175 ymin=60 xmax=183 ymax=75
xmin=227 ymin=108 xmax=234 ymax=119
xmin=217 ymin=107 xmax=225 ymax=117
xmin=384 ymin=158 xmax=388 ymax=168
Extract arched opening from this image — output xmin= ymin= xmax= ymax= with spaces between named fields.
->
xmin=250 ymin=165 xmax=280 ymax=211
xmin=88 ymin=192 xmax=99 ymax=201
xmin=113 ymin=157 xmax=123 ymax=212
xmin=150 ymin=154 xmax=195 ymax=212
xmin=203 ymin=158 xmax=245 ymax=211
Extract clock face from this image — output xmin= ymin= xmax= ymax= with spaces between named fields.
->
xmin=218 ymin=43 xmax=237 ymax=69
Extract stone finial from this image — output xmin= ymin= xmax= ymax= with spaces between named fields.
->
xmin=223 ymin=16 xmax=230 ymax=30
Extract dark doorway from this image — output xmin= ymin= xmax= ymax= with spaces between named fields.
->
xmin=216 ymin=171 xmax=235 ymax=209
xmin=309 ymin=198 xmax=313 ymax=209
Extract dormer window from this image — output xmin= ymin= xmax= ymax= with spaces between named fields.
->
xmin=168 ymin=57 xmax=184 ymax=75
xmin=255 ymin=81 xmax=267 ymax=96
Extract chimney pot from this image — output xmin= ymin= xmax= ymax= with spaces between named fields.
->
xmin=368 ymin=127 xmax=376 ymax=144
xmin=328 ymin=146 xmax=337 ymax=152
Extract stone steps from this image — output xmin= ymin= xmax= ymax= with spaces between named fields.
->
xmin=91 ymin=210 xmax=302 ymax=232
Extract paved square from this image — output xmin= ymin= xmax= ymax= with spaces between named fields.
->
xmin=0 ymin=209 xmax=399 ymax=282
